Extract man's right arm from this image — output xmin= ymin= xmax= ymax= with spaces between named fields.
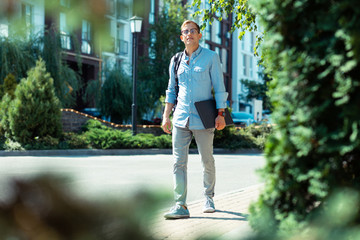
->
xmin=162 ymin=56 xmax=176 ymax=134
xmin=161 ymin=102 xmax=174 ymax=134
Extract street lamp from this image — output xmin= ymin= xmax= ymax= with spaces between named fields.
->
xmin=130 ymin=16 xmax=143 ymax=135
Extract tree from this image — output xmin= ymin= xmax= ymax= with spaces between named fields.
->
xmin=194 ymin=0 xmax=360 ymax=236
xmin=98 ymin=69 xmax=132 ymax=123
xmin=191 ymin=0 xmax=256 ymax=39
xmin=4 ymin=58 xmax=62 ymax=144
xmin=137 ymin=0 xmax=188 ymax=120
xmin=240 ymin=71 xmax=272 ymax=111
xmin=0 ymin=33 xmax=82 ymax=108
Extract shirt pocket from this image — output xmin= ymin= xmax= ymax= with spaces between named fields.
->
xmin=177 ymin=67 xmax=186 ymax=83
xmin=193 ymin=66 xmax=208 ymax=81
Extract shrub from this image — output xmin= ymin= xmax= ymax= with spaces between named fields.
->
xmin=0 ymin=175 xmax=168 ymax=239
xmin=249 ymin=0 xmax=360 ymax=235
xmin=214 ymin=124 xmax=272 ymax=150
xmin=61 ymin=132 xmax=89 ymax=149
xmin=0 ymin=73 xmax=18 ymax=138
xmin=4 ymin=58 xmax=62 ymax=144
xmin=1 ymin=73 xmax=17 ymax=99
xmin=83 ymin=120 xmax=173 ymax=149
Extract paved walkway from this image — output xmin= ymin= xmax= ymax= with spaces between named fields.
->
xmin=150 ymin=184 xmax=263 ymax=240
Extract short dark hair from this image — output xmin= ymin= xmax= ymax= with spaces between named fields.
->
xmin=181 ymin=20 xmax=200 ymax=33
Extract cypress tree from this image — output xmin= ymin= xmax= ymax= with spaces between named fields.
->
xmin=7 ymin=58 xmax=62 ymax=144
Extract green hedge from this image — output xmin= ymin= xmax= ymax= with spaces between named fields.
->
xmin=249 ymin=0 xmax=360 ymax=236
xmin=0 ymin=119 xmax=272 ymax=151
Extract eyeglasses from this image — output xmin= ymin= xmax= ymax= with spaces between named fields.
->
xmin=181 ymin=28 xmax=198 ymax=35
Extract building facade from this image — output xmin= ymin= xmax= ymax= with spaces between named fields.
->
xmin=1 ymin=0 xmax=265 ymax=120
xmin=232 ymin=28 xmax=264 ymax=117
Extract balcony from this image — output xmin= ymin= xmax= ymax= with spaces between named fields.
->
xmin=81 ymin=39 xmax=93 ymax=55
xmin=115 ymin=39 xmax=128 ymax=56
xmin=60 ymin=33 xmax=72 ymax=50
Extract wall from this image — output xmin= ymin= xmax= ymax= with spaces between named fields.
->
xmin=61 ymin=109 xmax=164 ymax=136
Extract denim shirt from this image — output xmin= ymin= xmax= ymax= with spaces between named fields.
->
xmin=165 ymin=46 xmax=228 ymax=130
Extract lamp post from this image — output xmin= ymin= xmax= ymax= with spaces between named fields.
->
xmin=130 ymin=16 xmax=143 ymax=136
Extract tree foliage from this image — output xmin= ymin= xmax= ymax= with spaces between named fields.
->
xmin=240 ymin=71 xmax=272 ymax=111
xmin=96 ymin=69 xmax=132 ymax=123
xmin=0 ymin=33 xmax=82 ymax=108
xmin=247 ymin=0 xmax=360 ymax=235
xmin=191 ymin=0 xmax=256 ymax=39
xmin=193 ymin=0 xmax=360 ymax=236
xmin=2 ymin=59 xmax=62 ymax=144
xmin=0 ymin=37 xmax=37 ymax=84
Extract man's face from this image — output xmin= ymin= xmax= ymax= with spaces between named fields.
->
xmin=180 ymin=23 xmax=202 ymax=47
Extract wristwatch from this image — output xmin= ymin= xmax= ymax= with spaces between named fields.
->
xmin=218 ymin=110 xmax=226 ymax=117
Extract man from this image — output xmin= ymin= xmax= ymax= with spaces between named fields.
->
xmin=162 ymin=20 xmax=228 ymax=219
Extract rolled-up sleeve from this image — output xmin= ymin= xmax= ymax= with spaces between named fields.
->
xmin=165 ymin=56 xmax=176 ymax=104
xmin=210 ymin=53 xmax=228 ymax=109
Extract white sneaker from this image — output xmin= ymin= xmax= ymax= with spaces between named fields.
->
xmin=203 ymin=196 xmax=215 ymax=213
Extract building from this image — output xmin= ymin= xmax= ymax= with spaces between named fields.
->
xmin=102 ymin=0 xmax=132 ymax=74
xmin=0 ymin=0 xmax=45 ymax=39
xmin=1 ymin=0 xmax=265 ymax=121
xmin=0 ymin=0 xmax=135 ymax=111
xmin=232 ymin=28 xmax=264 ymax=120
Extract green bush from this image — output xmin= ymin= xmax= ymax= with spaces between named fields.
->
xmin=249 ymin=0 xmax=360 ymax=235
xmin=83 ymin=120 xmax=172 ymax=149
xmin=62 ymin=132 xmax=89 ymax=149
xmin=214 ymin=124 xmax=272 ymax=150
xmin=3 ymin=58 xmax=62 ymax=145
xmin=1 ymin=73 xmax=17 ymax=99
xmin=0 ymin=175 xmax=169 ymax=240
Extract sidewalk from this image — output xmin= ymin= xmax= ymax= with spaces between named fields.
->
xmin=0 ymin=148 xmax=262 ymax=156
xmin=150 ymin=184 xmax=263 ymax=240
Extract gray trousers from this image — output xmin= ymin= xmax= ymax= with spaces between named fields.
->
xmin=172 ymin=125 xmax=215 ymax=206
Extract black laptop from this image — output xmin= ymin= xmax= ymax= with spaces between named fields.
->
xmin=194 ymin=99 xmax=234 ymax=129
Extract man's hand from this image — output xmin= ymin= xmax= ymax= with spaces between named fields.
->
xmin=162 ymin=117 xmax=172 ymax=134
xmin=215 ymin=115 xmax=226 ymax=130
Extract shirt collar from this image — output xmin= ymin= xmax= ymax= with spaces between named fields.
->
xmin=183 ymin=45 xmax=203 ymax=61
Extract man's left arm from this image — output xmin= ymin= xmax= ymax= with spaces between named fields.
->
xmin=210 ymin=53 xmax=228 ymax=130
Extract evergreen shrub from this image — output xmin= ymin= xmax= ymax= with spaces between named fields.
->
xmin=82 ymin=120 xmax=173 ymax=149
xmin=0 ymin=73 xmax=18 ymax=136
xmin=3 ymin=59 xmax=62 ymax=145
xmin=249 ymin=0 xmax=360 ymax=235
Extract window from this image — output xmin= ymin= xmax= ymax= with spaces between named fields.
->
xmin=149 ymin=0 xmax=155 ymax=24
xmin=0 ymin=23 xmax=8 ymax=37
xmin=242 ymin=54 xmax=247 ymax=76
xmin=213 ymin=21 xmax=221 ymax=44
xmin=241 ymin=35 xmax=245 ymax=50
xmin=117 ymin=0 xmax=129 ymax=19
xmin=222 ymin=48 xmax=228 ymax=73
xmin=82 ymin=20 xmax=92 ymax=54
xmin=107 ymin=0 xmax=115 ymax=16
xmin=116 ymin=23 xmax=128 ymax=55
xmin=60 ymin=12 xmax=71 ymax=50
xmin=249 ymin=56 xmax=253 ymax=78
xmin=60 ymin=0 xmax=71 ymax=8
xmin=21 ymin=3 xmax=33 ymax=38
xmin=215 ymin=47 xmax=221 ymax=62
xmin=205 ymin=23 xmax=211 ymax=41
xmin=250 ymin=32 xmax=255 ymax=53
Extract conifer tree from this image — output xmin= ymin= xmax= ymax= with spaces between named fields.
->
xmin=6 ymin=59 xmax=62 ymax=144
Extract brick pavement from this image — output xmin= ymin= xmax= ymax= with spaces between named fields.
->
xmin=150 ymin=184 xmax=263 ymax=240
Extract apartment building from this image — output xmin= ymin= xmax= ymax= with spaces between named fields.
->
xmin=0 ymin=0 xmax=135 ymax=109
xmin=1 ymin=0 xmax=264 ymax=119
xmin=0 ymin=0 xmax=45 ymax=38
xmin=102 ymin=0 xmax=132 ymax=74
xmin=232 ymin=28 xmax=264 ymax=116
